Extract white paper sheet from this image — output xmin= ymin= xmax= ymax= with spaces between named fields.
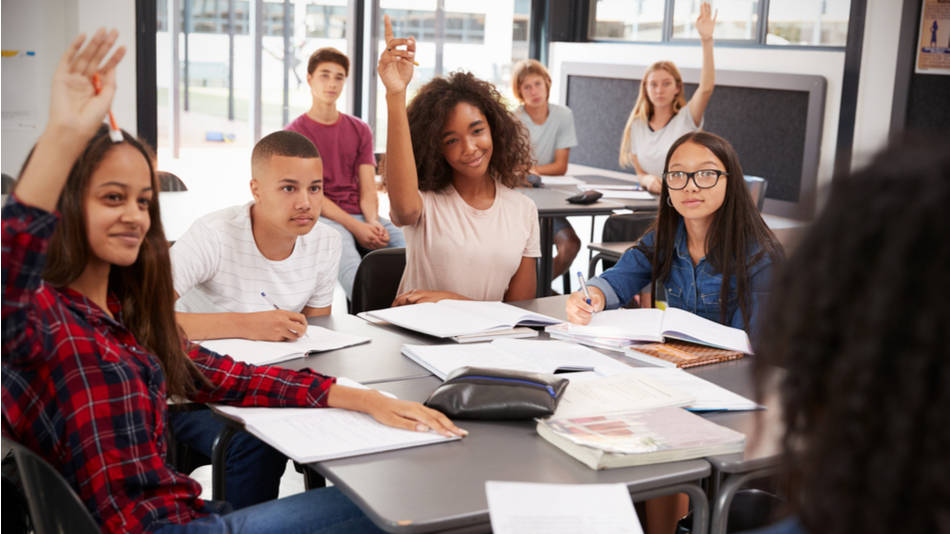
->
xmin=486 ymin=481 xmax=643 ymax=534
xmin=632 ymin=368 xmax=760 ymax=411
xmin=552 ymin=371 xmax=694 ymax=418
xmin=200 ymin=325 xmax=370 ymax=366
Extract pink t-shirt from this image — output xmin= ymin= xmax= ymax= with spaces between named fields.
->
xmin=286 ymin=112 xmax=375 ymax=214
xmin=397 ymin=184 xmax=541 ymax=301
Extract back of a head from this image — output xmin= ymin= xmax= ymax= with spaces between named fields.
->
xmin=251 ymin=130 xmax=320 ymax=179
xmin=756 ymin=136 xmax=950 ymax=534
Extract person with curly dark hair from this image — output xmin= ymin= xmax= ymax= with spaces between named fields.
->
xmin=378 ymin=15 xmax=539 ymax=305
xmin=567 ymin=131 xmax=782 ymax=339
xmin=746 ymin=137 xmax=950 ymax=534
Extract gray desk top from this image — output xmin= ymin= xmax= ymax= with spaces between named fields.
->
xmin=314 ymin=375 xmax=710 ymax=534
xmin=269 ymin=314 xmax=434 ymax=384
xmin=518 ymin=186 xmax=624 ymax=217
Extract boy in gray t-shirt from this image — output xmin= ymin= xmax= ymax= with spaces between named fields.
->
xmin=512 ymin=59 xmax=580 ymax=284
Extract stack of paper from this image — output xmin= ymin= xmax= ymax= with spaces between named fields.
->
xmin=200 ymin=325 xmax=370 ymax=366
xmin=548 ymin=307 xmax=752 ymax=354
xmin=401 ymin=339 xmax=634 ymax=380
xmin=551 ymin=371 xmax=694 ymax=418
xmin=633 ymin=368 xmax=759 ymax=412
xmin=360 ymin=300 xmax=561 ymax=340
xmin=212 ymin=379 xmax=459 ymax=463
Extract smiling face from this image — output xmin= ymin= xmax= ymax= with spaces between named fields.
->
xmin=666 ymin=141 xmax=727 ymax=225
xmin=440 ymin=101 xmax=493 ymax=183
xmin=307 ymin=61 xmax=347 ymax=106
xmin=250 ymin=154 xmax=324 ymax=238
xmin=519 ymin=73 xmax=549 ymax=108
xmin=83 ymin=144 xmax=153 ymax=269
xmin=645 ymin=68 xmax=680 ymax=110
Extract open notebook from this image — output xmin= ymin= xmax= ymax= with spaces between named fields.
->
xmin=200 ymin=325 xmax=370 ymax=366
xmin=211 ymin=379 xmax=459 ymax=464
xmin=548 ymin=307 xmax=752 ymax=354
xmin=401 ymin=339 xmax=635 ymax=380
xmin=360 ymin=300 xmax=561 ymax=339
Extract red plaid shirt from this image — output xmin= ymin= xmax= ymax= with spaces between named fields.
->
xmin=1 ymin=197 xmax=336 ymax=533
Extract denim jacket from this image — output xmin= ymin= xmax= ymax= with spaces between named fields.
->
xmin=587 ymin=221 xmax=773 ymax=337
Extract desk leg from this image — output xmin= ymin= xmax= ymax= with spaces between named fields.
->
xmin=632 ymin=483 xmax=709 ymax=534
xmin=211 ymin=424 xmax=240 ymax=502
xmin=537 ymin=217 xmax=554 ymax=297
xmin=709 ymin=467 xmax=778 ymax=534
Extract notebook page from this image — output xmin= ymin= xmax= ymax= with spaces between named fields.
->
xmin=660 ymin=308 xmax=753 ymax=354
xmin=486 ymin=481 xmax=643 ymax=534
xmin=633 ymin=368 xmax=759 ymax=411
xmin=440 ymin=300 xmax=561 ymax=328
xmin=561 ymin=308 xmax=665 ymax=341
xmin=200 ymin=325 xmax=370 ymax=366
xmin=366 ymin=302 xmax=510 ymax=337
xmin=214 ymin=406 xmax=456 ymax=463
xmin=401 ymin=343 xmax=548 ymax=379
xmin=552 ymin=372 xmax=694 ymax=418
xmin=491 ymin=339 xmax=634 ymax=376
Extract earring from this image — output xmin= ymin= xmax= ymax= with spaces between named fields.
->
xmin=666 ymin=196 xmax=672 ymax=207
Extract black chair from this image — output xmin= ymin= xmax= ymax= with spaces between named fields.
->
xmin=158 ymin=170 xmax=188 ymax=191
xmin=350 ymin=247 xmax=406 ymax=314
xmin=744 ymin=176 xmax=768 ymax=212
xmin=1 ymin=437 xmax=99 ymax=534
xmin=587 ymin=212 xmax=655 ymax=276
xmin=2 ymin=173 xmax=15 ymax=195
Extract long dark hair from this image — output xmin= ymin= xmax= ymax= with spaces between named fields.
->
xmin=41 ymin=125 xmax=207 ymax=399
xmin=407 ymin=71 xmax=532 ymax=191
xmin=636 ymin=131 xmax=782 ymax=327
xmin=754 ymin=136 xmax=950 ymax=534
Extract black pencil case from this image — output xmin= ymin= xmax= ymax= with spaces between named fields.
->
xmin=424 ymin=366 xmax=569 ymax=420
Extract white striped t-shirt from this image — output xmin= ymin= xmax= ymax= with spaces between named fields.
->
xmin=171 ymin=202 xmax=341 ymax=314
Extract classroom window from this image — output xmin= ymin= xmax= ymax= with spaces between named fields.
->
xmin=672 ymin=0 xmax=759 ymax=41
xmin=305 ymin=4 xmax=347 ymax=38
xmin=590 ymin=0 xmax=665 ymax=42
xmin=588 ymin=0 xmax=849 ymax=47
xmin=766 ymin=0 xmax=851 ymax=46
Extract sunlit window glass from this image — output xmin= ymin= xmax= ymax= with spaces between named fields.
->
xmin=590 ymin=0 xmax=665 ymax=42
xmin=766 ymin=0 xmax=850 ymax=46
xmin=673 ymin=0 xmax=759 ymax=41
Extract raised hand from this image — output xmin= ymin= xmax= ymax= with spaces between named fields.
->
xmin=695 ymin=2 xmax=717 ymax=41
xmin=50 ymin=29 xmax=126 ymax=140
xmin=377 ymin=15 xmax=416 ymax=94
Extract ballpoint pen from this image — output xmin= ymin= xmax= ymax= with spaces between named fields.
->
xmin=260 ymin=291 xmax=308 ymax=338
xmin=576 ymin=272 xmax=592 ymax=306
xmin=91 ymin=73 xmax=124 ymax=143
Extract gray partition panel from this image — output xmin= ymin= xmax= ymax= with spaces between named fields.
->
xmin=561 ymin=63 xmax=825 ymax=219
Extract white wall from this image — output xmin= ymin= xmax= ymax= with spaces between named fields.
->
xmin=1 ymin=0 xmax=135 ymax=177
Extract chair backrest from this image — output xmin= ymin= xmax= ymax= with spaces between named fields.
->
xmin=1 ymin=438 xmax=99 ymax=534
xmin=350 ymin=247 xmax=406 ymax=314
xmin=744 ymin=176 xmax=768 ymax=211
xmin=158 ymin=170 xmax=189 ymax=192
xmin=2 ymin=173 xmax=15 ymax=195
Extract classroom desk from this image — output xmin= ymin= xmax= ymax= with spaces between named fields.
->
xmin=310 ymin=375 xmax=712 ymax=534
xmin=267 ymin=313 xmax=439 ymax=385
xmin=518 ymin=186 xmax=623 ymax=297
xmin=512 ymin=295 xmax=784 ymax=534
xmin=567 ymin=163 xmax=660 ymax=213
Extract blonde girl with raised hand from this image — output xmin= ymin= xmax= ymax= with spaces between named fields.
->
xmin=619 ymin=1 xmax=717 ymax=194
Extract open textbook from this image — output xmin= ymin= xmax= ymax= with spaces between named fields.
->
xmin=361 ymin=300 xmax=561 ymax=339
xmin=401 ymin=338 xmax=634 ymax=380
xmin=537 ymin=406 xmax=746 ymax=470
xmin=548 ymin=307 xmax=752 ymax=354
xmin=200 ymin=325 xmax=370 ymax=366
xmin=211 ymin=379 xmax=459 ymax=463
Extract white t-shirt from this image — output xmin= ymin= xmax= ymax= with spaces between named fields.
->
xmin=397 ymin=184 xmax=541 ymax=301
xmin=171 ymin=202 xmax=341 ymax=313
xmin=627 ymin=105 xmax=702 ymax=177
xmin=515 ymin=103 xmax=578 ymax=166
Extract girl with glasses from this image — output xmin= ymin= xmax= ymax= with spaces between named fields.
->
xmin=567 ymin=131 xmax=783 ymax=339
xmin=618 ymin=1 xmax=717 ymax=194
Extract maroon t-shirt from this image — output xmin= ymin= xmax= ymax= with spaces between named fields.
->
xmin=286 ymin=112 xmax=376 ymax=215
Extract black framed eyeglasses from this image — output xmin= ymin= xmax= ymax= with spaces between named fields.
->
xmin=663 ymin=169 xmax=727 ymax=190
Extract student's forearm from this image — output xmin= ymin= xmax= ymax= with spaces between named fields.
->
xmin=358 ymin=165 xmax=380 ymax=223
xmin=385 ymin=91 xmax=422 ymax=223
xmin=320 ymin=197 xmax=362 ymax=232
xmin=533 ymin=160 xmax=568 ymax=176
xmin=177 ymin=312 xmax=256 ymax=341
xmin=698 ymin=36 xmax=715 ymax=95
xmin=15 ymin=127 xmax=88 ymax=212
xmin=326 ymin=383 xmax=385 ymax=412
xmin=360 ymin=198 xmax=379 ymax=223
